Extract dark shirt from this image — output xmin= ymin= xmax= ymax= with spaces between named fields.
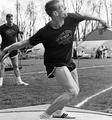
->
xmin=29 ymin=13 xmax=84 ymax=77
xmin=0 ymin=24 xmax=20 ymax=50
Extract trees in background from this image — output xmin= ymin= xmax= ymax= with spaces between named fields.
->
xmin=15 ymin=0 xmax=37 ymax=40
xmin=0 ymin=10 xmax=7 ymax=25
xmin=0 ymin=0 xmax=111 ymax=41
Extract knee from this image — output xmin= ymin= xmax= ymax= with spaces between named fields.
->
xmin=69 ymin=86 xmax=80 ymax=97
xmin=13 ymin=65 xmax=19 ymax=70
xmin=1 ymin=62 xmax=5 ymax=68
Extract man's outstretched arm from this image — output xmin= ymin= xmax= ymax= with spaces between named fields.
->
xmin=73 ymin=12 xmax=109 ymax=28
xmin=0 ymin=39 xmax=30 ymax=61
xmin=82 ymin=14 xmax=109 ymax=28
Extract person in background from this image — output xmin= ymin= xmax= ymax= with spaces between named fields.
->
xmin=0 ymin=14 xmax=29 ymax=87
xmin=0 ymin=0 xmax=109 ymax=119
xmin=95 ymin=47 xmax=102 ymax=59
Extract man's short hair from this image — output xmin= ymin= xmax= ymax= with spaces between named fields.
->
xmin=45 ymin=0 xmax=59 ymax=17
xmin=6 ymin=14 xmax=13 ymax=19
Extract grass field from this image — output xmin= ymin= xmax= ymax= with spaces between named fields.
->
xmin=0 ymin=58 xmax=112 ymax=113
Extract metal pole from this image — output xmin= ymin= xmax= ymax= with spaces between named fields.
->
xmin=16 ymin=0 xmax=22 ymax=68
xmin=75 ymin=0 xmax=80 ymax=67
xmin=16 ymin=0 xmax=19 ymax=26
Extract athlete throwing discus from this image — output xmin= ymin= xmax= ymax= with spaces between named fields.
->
xmin=0 ymin=0 xmax=109 ymax=119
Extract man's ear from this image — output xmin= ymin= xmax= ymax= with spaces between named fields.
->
xmin=52 ymin=11 xmax=59 ymax=16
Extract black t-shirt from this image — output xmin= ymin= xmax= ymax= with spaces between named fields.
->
xmin=0 ymin=24 xmax=20 ymax=50
xmin=29 ymin=13 xmax=84 ymax=77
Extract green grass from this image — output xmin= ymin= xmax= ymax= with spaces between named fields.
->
xmin=0 ymin=58 xmax=112 ymax=113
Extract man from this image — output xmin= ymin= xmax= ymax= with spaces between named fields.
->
xmin=0 ymin=14 xmax=28 ymax=87
xmin=0 ymin=1 xmax=109 ymax=119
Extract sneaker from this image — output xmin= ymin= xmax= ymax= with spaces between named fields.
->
xmin=40 ymin=112 xmax=51 ymax=119
xmin=52 ymin=113 xmax=76 ymax=119
xmin=0 ymin=83 xmax=3 ymax=87
xmin=0 ymin=79 xmax=3 ymax=87
xmin=17 ymin=81 xmax=29 ymax=86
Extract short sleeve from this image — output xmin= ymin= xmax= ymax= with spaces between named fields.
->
xmin=29 ymin=32 xmax=42 ymax=46
xmin=68 ymin=13 xmax=85 ymax=23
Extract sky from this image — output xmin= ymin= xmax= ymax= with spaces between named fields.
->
xmin=0 ymin=0 xmax=32 ymax=14
xmin=0 ymin=0 xmax=111 ymax=20
xmin=0 ymin=0 xmax=112 ymax=46
xmin=0 ymin=0 xmax=112 ymax=32
xmin=0 ymin=0 xmax=112 ymax=31
xmin=0 ymin=0 xmax=111 ymax=16
xmin=0 ymin=0 xmax=17 ymax=11
xmin=0 ymin=0 xmax=112 ymax=34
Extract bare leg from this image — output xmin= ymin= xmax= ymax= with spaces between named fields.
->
xmin=11 ymin=55 xmax=28 ymax=85
xmin=0 ymin=61 xmax=5 ymax=86
xmin=40 ymin=66 xmax=79 ymax=118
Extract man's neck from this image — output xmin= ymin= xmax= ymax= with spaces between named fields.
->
xmin=6 ymin=23 xmax=13 ymax=27
xmin=50 ymin=19 xmax=64 ymax=29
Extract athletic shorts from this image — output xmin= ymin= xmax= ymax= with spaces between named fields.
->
xmin=9 ymin=50 xmax=18 ymax=58
xmin=46 ymin=60 xmax=76 ymax=78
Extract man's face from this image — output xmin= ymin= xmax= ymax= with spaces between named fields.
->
xmin=6 ymin=16 xmax=13 ymax=26
xmin=54 ymin=1 xmax=67 ymax=18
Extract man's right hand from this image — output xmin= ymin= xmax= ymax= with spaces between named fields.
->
xmin=99 ymin=20 xmax=110 ymax=29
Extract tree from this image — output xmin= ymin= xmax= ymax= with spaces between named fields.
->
xmin=103 ymin=0 xmax=109 ymax=24
xmin=0 ymin=10 xmax=7 ymax=25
